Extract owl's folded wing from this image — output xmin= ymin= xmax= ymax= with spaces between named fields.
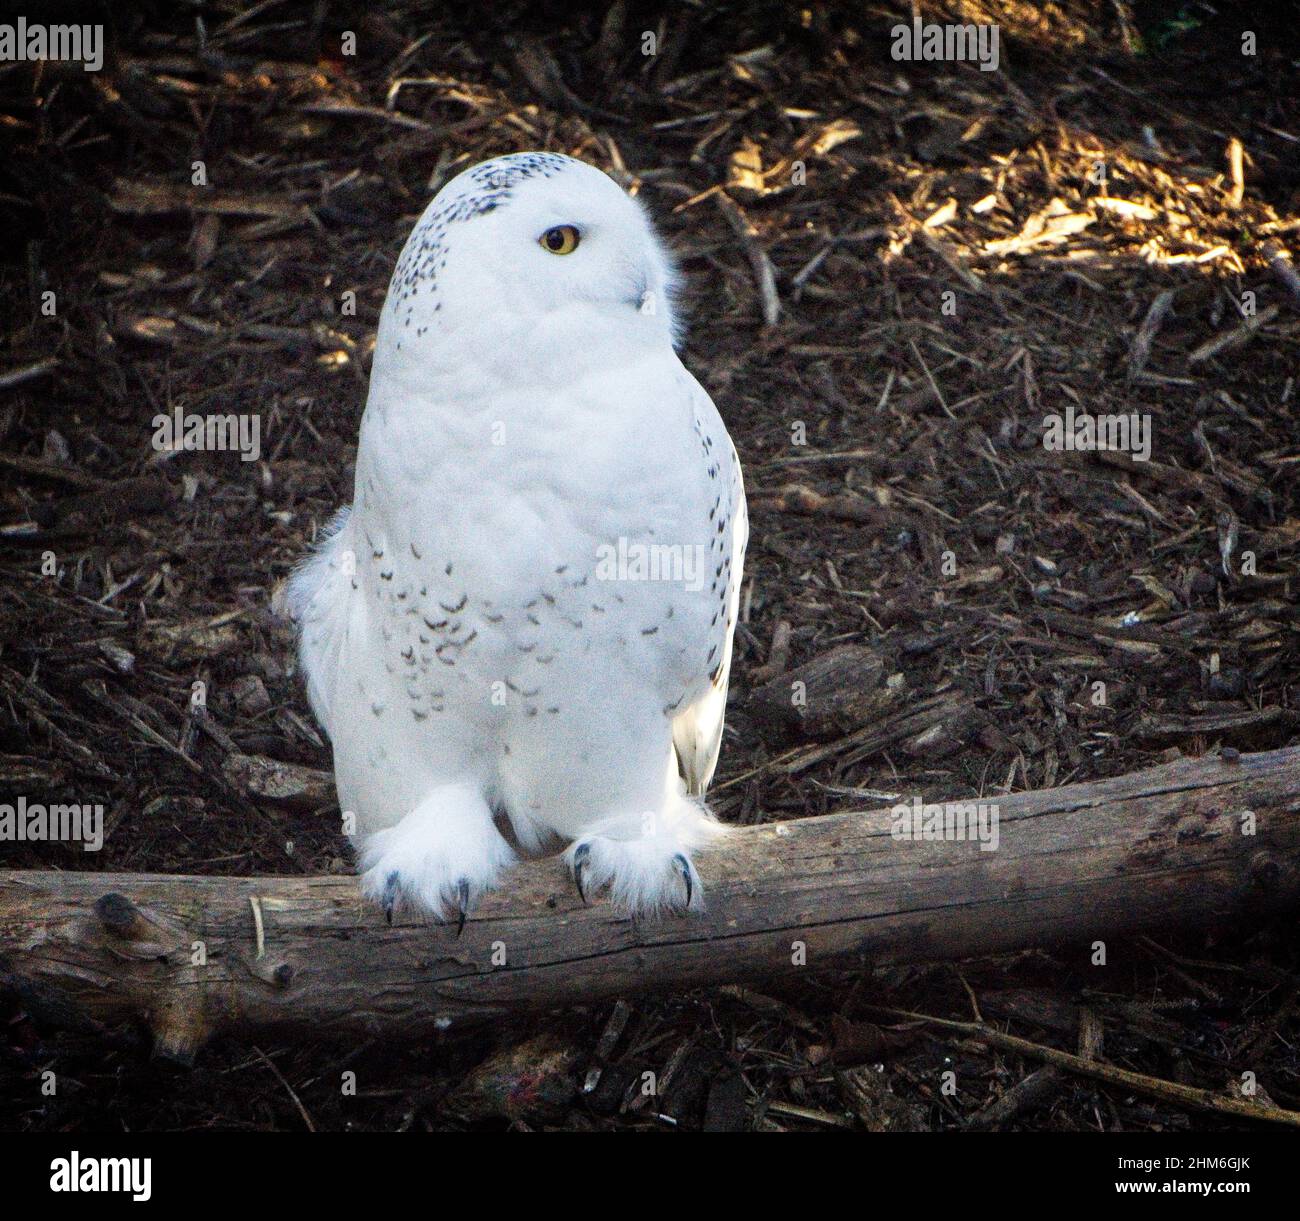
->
xmin=672 ymin=444 xmax=747 ymax=797
xmin=286 ymin=505 xmax=354 ymax=741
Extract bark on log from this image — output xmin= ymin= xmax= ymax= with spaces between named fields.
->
xmin=2 ymin=746 xmax=1298 ymax=1063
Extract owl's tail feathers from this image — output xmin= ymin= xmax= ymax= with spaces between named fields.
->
xmin=672 ymin=682 xmax=728 ymax=797
xmin=285 ymin=505 xmax=354 ymax=740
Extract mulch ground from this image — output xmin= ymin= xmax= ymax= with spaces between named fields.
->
xmin=1 ymin=0 xmax=1297 ymax=1131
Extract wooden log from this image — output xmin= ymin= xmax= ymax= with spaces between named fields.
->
xmin=1 ymin=746 xmax=1298 ymax=1062
xmin=748 ymin=644 xmax=886 ymax=740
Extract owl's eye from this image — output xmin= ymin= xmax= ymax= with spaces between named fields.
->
xmin=540 ymin=225 xmax=580 ymax=255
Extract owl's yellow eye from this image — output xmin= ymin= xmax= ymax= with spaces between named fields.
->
xmin=540 ymin=225 xmax=580 ymax=255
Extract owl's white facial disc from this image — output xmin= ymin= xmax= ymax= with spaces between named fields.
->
xmin=378 ymin=152 xmax=679 ymax=363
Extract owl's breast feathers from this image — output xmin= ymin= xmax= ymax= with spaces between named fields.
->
xmin=292 ymin=342 xmax=744 ymax=772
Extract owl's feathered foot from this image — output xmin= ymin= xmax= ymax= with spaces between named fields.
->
xmin=566 ymin=803 xmax=720 ymax=918
xmin=380 ymin=872 xmax=474 ymax=935
xmin=573 ymin=846 xmax=693 ymax=912
xmin=360 ymin=782 xmax=514 ymax=930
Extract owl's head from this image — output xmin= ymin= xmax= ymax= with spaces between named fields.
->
xmin=379 ymin=152 xmax=681 ymax=360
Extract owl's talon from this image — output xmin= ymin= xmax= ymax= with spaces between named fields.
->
xmin=383 ymin=870 xmax=400 ymax=925
xmin=572 ymin=843 xmax=591 ymax=904
xmin=455 ymin=878 xmax=472 ymax=937
xmin=673 ymin=853 xmax=693 ymax=911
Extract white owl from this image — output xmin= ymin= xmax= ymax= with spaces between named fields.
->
xmin=290 ymin=152 xmax=747 ymax=924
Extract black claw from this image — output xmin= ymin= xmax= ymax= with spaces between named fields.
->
xmin=673 ymin=854 xmax=693 ymax=910
xmin=572 ymin=843 xmax=591 ymax=905
xmin=383 ymin=871 xmax=400 ymax=925
xmin=455 ymin=879 xmax=471 ymax=938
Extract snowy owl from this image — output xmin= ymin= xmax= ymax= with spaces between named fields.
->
xmin=290 ymin=152 xmax=747 ymax=925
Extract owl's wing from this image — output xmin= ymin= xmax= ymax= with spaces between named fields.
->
xmin=286 ymin=505 xmax=354 ymax=741
xmin=672 ymin=437 xmax=747 ymax=797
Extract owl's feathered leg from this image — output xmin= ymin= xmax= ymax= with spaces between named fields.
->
xmin=358 ymin=782 xmax=515 ymax=926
